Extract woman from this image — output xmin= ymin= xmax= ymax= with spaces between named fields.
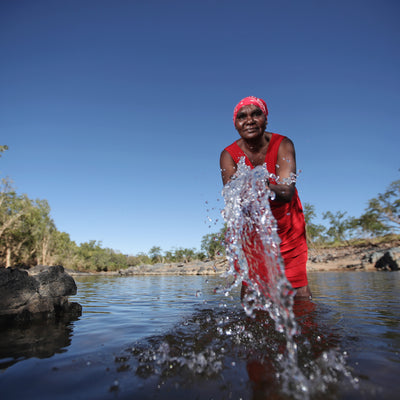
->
xmin=220 ymin=96 xmax=311 ymax=299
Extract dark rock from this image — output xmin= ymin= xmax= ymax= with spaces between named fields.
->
xmin=375 ymin=251 xmax=399 ymax=271
xmin=0 ymin=265 xmax=81 ymax=323
xmin=310 ymin=255 xmax=324 ymax=263
xmin=345 ymin=263 xmax=364 ymax=270
xmin=361 ymin=247 xmax=400 ymax=271
xmin=30 ymin=265 xmax=77 ymax=297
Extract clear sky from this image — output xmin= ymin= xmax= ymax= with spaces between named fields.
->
xmin=1 ymin=0 xmax=399 ymax=255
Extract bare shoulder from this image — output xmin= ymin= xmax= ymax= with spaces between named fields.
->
xmin=220 ymin=149 xmax=237 ymax=185
xmin=278 ymin=136 xmax=296 ymax=156
xmin=280 ymin=136 xmax=295 ymax=148
xmin=220 ymin=149 xmax=235 ymax=165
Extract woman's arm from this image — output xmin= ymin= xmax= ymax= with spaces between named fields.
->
xmin=268 ymin=137 xmax=297 ymax=203
xmin=220 ymin=149 xmax=237 ymax=185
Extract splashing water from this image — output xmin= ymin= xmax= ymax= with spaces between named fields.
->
xmin=122 ymin=158 xmax=358 ymax=399
xmin=123 ymin=304 xmax=356 ymax=399
xmin=220 ymin=158 xmax=322 ymax=398
xmin=222 ymin=158 xmax=295 ymax=320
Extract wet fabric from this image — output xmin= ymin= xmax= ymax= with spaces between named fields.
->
xmin=224 ymin=133 xmax=308 ymax=288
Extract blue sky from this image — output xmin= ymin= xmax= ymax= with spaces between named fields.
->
xmin=1 ymin=0 xmax=399 ymax=255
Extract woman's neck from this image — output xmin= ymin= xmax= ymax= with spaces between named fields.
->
xmin=242 ymin=132 xmax=269 ymax=153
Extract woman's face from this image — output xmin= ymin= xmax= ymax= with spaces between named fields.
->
xmin=234 ymin=104 xmax=267 ymax=140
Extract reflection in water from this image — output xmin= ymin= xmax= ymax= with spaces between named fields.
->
xmin=0 ymin=306 xmax=81 ymax=370
xmin=309 ymin=271 xmax=400 ymax=398
xmin=117 ymin=299 xmax=356 ymax=399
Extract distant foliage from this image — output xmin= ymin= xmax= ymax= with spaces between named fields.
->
xmin=364 ymin=179 xmax=400 ymax=231
xmin=303 ymin=203 xmax=327 ymax=245
xmin=304 ymin=174 xmax=399 ymax=245
xmin=201 ymin=225 xmax=226 ymax=259
xmin=0 ymin=178 xmax=129 ymax=270
xmin=322 ymin=210 xmax=357 ymax=244
xmin=0 ymin=145 xmax=8 ymax=156
xmin=1 ymin=144 xmax=399 ymax=266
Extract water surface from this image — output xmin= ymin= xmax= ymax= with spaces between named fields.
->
xmin=0 ymin=272 xmax=399 ymax=399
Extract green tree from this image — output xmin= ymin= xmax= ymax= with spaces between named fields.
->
xmin=76 ymin=240 xmax=103 ymax=271
xmin=0 ymin=145 xmax=8 ymax=157
xmin=132 ymin=252 xmax=152 ymax=265
xmin=322 ymin=210 xmax=356 ymax=243
xmin=172 ymin=247 xmax=196 ymax=263
xmin=303 ymin=203 xmax=327 ymax=244
xmin=149 ymin=245 xmax=164 ymax=263
xmin=201 ymin=225 xmax=227 ymax=259
xmin=107 ymin=249 xmax=128 ymax=271
xmin=51 ymin=231 xmax=78 ymax=268
xmin=364 ymin=178 xmax=400 ymax=232
xmin=195 ymin=251 xmax=207 ymax=261
xmin=352 ymin=210 xmax=390 ymax=238
xmin=0 ymin=179 xmax=33 ymax=266
xmin=164 ymin=250 xmax=175 ymax=262
xmin=29 ymin=199 xmax=57 ymax=265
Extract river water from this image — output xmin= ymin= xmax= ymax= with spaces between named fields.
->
xmin=0 ymin=271 xmax=399 ymax=399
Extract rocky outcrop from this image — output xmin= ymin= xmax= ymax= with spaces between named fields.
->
xmin=361 ymin=247 xmax=400 ymax=271
xmin=308 ymin=245 xmax=400 ymax=272
xmin=118 ymin=259 xmax=228 ymax=276
xmin=0 ymin=265 xmax=82 ymax=324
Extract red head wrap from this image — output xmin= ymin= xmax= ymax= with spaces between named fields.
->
xmin=233 ymin=96 xmax=268 ymax=125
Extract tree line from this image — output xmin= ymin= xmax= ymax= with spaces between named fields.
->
xmin=1 ymin=145 xmax=399 ymax=271
xmin=199 ymin=174 xmax=400 ymax=257
xmin=0 ymin=174 xmax=209 ymax=271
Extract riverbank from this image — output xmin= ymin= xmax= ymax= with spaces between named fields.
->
xmin=307 ymin=239 xmax=400 ymax=272
xmin=67 ymin=240 xmax=400 ymax=277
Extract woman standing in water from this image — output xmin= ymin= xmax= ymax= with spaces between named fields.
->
xmin=220 ymin=96 xmax=311 ymax=299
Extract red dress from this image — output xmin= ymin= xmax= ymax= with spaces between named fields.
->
xmin=225 ymin=133 xmax=308 ymax=288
